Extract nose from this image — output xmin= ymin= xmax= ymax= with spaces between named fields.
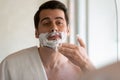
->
xmin=51 ymin=29 xmax=57 ymax=32
xmin=50 ymin=23 xmax=58 ymax=32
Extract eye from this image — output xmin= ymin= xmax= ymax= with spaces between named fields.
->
xmin=56 ymin=20 xmax=64 ymax=26
xmin=42 ymin=20 xmax=51 ymax=26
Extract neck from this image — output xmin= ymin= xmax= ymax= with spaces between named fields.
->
xmin=38 ymin=47 xmax=67 ymax=69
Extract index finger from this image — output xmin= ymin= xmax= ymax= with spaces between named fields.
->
xmin=76 ymin=35 xmax=86 ymax=48
xmin=60 ymin=43 xmax=78 ymax=49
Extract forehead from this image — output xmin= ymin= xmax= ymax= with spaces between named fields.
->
xmin=39 ymin=9 xmax=65 ymax=20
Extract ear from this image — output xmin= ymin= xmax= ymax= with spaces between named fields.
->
xmin=35 ymin=29 xmax=39 ymax=38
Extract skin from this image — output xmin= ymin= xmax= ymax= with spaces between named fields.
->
xmin=35 ymin=9 xmax=95 ymax=80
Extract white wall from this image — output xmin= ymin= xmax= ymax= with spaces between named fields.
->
xmin=0 ymin=0 xmax=39 ymax=62
xmin=117 ymin=0 xmax=120 ymax=60
xmin=87 ymin=0 xmax=118 ymax=68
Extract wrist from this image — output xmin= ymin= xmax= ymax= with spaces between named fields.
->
xmin=78 ymin=59 xmax=96 ymax=72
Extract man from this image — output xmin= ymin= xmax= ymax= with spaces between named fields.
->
xmin=0 ymin=0 xmax=95 ymax=80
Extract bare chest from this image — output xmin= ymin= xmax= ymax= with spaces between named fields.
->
xmin=46 ymin=67 xmax=81 ymax=80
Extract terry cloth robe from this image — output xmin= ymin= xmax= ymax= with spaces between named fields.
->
xmin=0 ymin=46 xmax=48 ymax=80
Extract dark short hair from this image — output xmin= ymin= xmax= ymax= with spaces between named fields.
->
xmin=34 ymin=0 xmax=69 ymax=29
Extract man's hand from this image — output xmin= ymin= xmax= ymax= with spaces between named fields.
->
xmin=58 ymin=36 xmax=95 ymax=72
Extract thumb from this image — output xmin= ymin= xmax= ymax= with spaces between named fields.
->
xmin=76 ymin=35 xmax=86 ymax=48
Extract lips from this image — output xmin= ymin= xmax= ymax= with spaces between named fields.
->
xmin=47 ymin=32 xmax=61 ymax=40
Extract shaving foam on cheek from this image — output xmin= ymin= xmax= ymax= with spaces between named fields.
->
xmin=39 ymin=32 xmax=67 ymax=50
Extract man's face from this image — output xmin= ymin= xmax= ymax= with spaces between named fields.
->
xmin=36 ymin=9 xmax=69 ymax=39
xmin=35 ymin=9 xmax=69 ymax=49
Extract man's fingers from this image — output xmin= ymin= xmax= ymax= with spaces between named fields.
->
xmin=61 ymin=43 xmax=78 ymax=49
xmin=59 ymin=46 xmax=74 ymax=55
xmin=77 ymin=36 xmax=86 ymax=48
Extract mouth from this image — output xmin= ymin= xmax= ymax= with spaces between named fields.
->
xmin=47 ymin=32 xmax=61 ymax=40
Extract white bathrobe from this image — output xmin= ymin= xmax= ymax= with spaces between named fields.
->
xmin=0 ymin=46 xmax=48 ymax=80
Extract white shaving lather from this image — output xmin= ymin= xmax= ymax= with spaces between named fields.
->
xmin=39 ymin=31 xmax=67 ymax=50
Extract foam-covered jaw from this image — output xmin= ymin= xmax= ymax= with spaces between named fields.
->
xmin=39 ymin=32 xmax=67 ymax=50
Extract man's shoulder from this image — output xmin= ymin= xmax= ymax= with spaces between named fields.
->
xmin=2 ymin=46 xmax=39 ymax=64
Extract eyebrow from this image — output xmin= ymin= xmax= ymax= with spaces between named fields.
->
xmin=40 ymin=17 xmax=64 ymax=22
xmin=55 ymin=17 xmax=64 ymax=20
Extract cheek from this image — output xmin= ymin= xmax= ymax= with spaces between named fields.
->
xmin=37 ymin=27 xmax=49 ymax=33
xmin=58 ymin=26 xmax=66 ymax=31
xmin=60 ymin=27 xmax=68 ymax=33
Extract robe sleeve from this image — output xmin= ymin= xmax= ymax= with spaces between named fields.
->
xmin=0 ymin=60 xmax=11 ymax=80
